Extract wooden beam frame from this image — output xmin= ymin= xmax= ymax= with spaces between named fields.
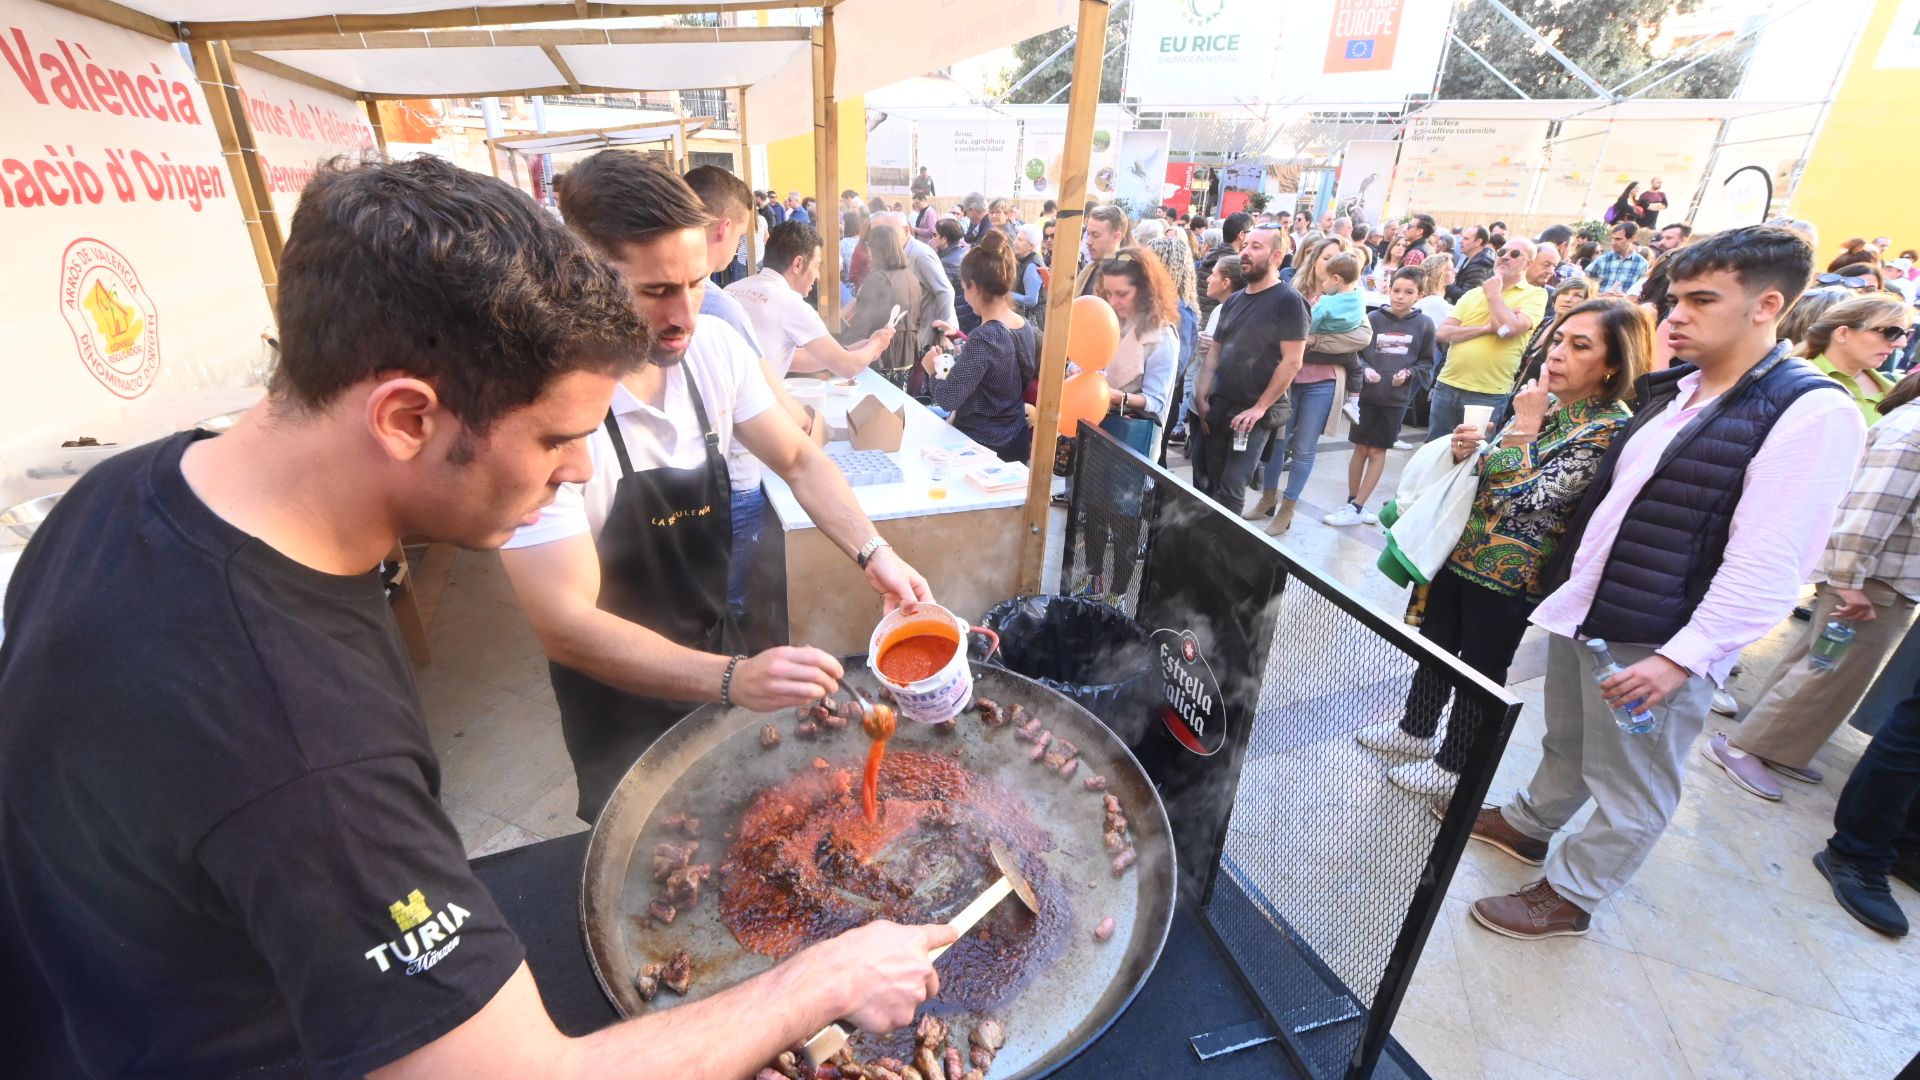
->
xmin=485 ymin=117 xmax=713 ymax=154
xmin=217 ymin=25 xmax=813 ymax=53
xmin=364 ymin=99 xmax=390 ymax=154
xmin=540 ymin=45 xmax=582 ymax=91
xmin=182 ymin=3 xmax=819 ymax=43
xmin=811 ymin=19 xmax=841 ymax=329
xmin=1019 ymin=0 xmax=1111 ymax=595
xmin=189 ymin=38 xmax=286 ymax=310
xmin=37 ymin=0 xmax=174 ymax=41
xmin=739 ymin=85 xmax=758 ymax=276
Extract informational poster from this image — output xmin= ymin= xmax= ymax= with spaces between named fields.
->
xmin=912 ymin=117 xmax=1020 ymax=200
xmin=234 ymin=64 xmax=377 ymax=234
xmin=1020 ymin=116 xmax=1122 ymax=197
xmin=0 ymin=0 xmax=275 ymax=451
xmin=1390 ymin=114 xmax=1548 ymax=216
xmin=864 ymin=108 xmax=913 ymax=194
xmin=1221 ymin=161 xmax=1265 ymax=192
xmin=1876 ymin=0 xmax=1920 ymax=68
xmin=1125 ymin=0 xmax=1447 ymax=106
xmin=1533 ymin=118 xmax=1717 ymax=222
xmin=1113 ymin=128 xmax=1172 ymax=210
xmin=1333 ymin=139 xmax=1397 ymax=225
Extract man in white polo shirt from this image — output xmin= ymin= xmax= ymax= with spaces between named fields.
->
xmin=727 ymin=220 xmax=895 ymax=378
xmin=505 ymin=154 xmax=930 ymax=821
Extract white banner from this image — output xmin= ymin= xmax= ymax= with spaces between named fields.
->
xmin=1333 ymin=139 xmax=1398 ymax=226
xmin=1126 ymin=0 xmax=1446 ymax=106
xmin=0 ymin=0 xmax=275 ymax=453
xmin=1125 ymin=0 xmax=1285 ymax=106
xmin=912 ymin=117 xmax=1021 ymax=200
xmin=1876 ymin=0 xmax=1920 ymax=68
xmin=1390 ymin=114 xmax=1549 ymax=216
xmin=235 ymin=64 xmax=377 ymax=234
xmin=1113 ymin=128 xmax=1172 ymax=209
xmin=1534 ymin=118 xmax=1718 ymax=223
xmin=864 ymin=108 xmax=913 ymax=194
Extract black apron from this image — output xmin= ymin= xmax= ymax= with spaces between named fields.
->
xmin=550 ymin=367 xmax=734 ymax=822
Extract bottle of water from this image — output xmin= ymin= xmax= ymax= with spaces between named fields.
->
xmin=1585 ymin=638 xmax=1657 ymax=735
xmin=1808 ymin=621 xmax=1855 ymax=671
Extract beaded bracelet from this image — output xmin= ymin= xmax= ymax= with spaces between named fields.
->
xmin=720 ymin=655 xmax=747 ymax=708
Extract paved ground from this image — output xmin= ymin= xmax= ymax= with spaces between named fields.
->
xmin=414 ymin=426 xmax=1920 ymax=1079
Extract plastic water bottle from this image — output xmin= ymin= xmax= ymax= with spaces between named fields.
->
xmin=1585 ymin=638 xmax=1657 ymax=735
xmin=1808 ymin=621 xmax=1855 ymax=670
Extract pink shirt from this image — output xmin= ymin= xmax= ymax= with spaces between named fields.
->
xmin=1531 ymin=367 xmax=1866 ymax=684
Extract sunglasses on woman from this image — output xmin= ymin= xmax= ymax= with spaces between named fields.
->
xmin=1817 ymin=272 xmax=1872 ymax=289
xmin=1870 ymin=324 xmax=1911 ymax=343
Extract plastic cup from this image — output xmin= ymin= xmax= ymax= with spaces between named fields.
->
xmin=1461 ymin=404 xmax=1494 ymax=432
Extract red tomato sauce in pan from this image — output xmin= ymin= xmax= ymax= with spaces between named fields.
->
xmin=876 ymin=633 xmax=958 ymax=683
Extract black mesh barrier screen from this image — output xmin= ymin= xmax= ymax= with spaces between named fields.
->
xmin=1063 ymin=423 xmax=1521 ymax=1080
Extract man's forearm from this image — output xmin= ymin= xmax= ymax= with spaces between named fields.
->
xmin=785 ymin=448 xmax=883 ymax=560
xmin=1435 ymin=323 xmax=1490 ymax=344
xmin=541 ymin=605 xmax=732 ymax=701
xmin=562 ymin=948 xmax=843 ymax=1079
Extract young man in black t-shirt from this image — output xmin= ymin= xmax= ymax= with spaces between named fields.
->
xmin=0 ymin=157 xmax=950 ymax=1079
xmin=1193 ymin=225 xmax=1310 ymax=511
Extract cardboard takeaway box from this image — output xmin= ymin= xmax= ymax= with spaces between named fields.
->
xmin=845 ymin=396 xmax=905 ymax=452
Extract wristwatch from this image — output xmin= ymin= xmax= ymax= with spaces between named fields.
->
xmin=855 ymin=537 xmax=891 ymax=569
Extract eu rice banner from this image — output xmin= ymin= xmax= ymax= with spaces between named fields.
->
xmin=233 ymin=63 xmax=377 ymax=233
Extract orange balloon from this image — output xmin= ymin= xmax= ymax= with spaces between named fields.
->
xmin=1067 ymin=294 xmax=1120 ymax=372
xmin=1057 ymin=369 xmax=1111 ymax=438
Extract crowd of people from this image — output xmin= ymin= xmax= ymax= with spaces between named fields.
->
xmin=6 ymin=140 xmax=1919 ymax=1079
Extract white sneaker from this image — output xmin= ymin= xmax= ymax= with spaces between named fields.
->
xmin=1323 ymin=504 xmax=1364 ymax=526
xmin=1388 ymin=758 xmax=1461 ymax=796
xmin=1711 ymin=690 xmax=1738 ymax=717
xmin=1356 ymin=721 xmax=1438 ymax=758
xmin=1392 ymin=440 xmax=1413 ymax=451
xmin=1359 ymin=507 xmax=1379 ymax=525
xmin=1343 ymin=399 xmax=1362 ymax=424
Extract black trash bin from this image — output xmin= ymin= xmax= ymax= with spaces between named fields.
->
xmin=978 ymin=595 xmax=1155 ymax=741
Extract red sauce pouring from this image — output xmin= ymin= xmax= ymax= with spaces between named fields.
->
xmin=876 ymin=633 xmax=958 ymax=684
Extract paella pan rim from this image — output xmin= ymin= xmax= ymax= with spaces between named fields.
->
xmin=578 ymin=661 xmax=1176 ymax=1079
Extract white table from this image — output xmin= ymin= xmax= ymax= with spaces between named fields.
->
xmin=761 ymin=368 xmax=1030 ymax=654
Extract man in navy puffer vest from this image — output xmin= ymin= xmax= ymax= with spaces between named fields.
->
xmin=1458 ymin=226 xmax=1867 ymax=939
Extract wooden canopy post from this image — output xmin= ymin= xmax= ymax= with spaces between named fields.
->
xmin=811 ymin=17 xmax=841 ymax=329
xmin=190 ymin=38 xmax=284 ymax=309
xmin=739 ymin=85 xmax=758 ymax=276
xmin=1017 ymin=0 xmax=1111 ymax=596
xmin=363 ymin=98 xmax=389 ymax=155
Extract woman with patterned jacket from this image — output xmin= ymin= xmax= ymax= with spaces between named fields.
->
xmin=1357 ymin=299 xmax=1653 ymax=796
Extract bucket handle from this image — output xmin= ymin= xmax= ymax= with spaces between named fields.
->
xmin=968 ymin=624 xmax=1001 ymax=661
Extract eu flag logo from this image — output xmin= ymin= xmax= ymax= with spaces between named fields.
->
xmin=1345 ymin=39 xmax=1376 ymax=60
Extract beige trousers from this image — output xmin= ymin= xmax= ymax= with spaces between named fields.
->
xmin=1731 ymin=580 xmax=1918 ymax=768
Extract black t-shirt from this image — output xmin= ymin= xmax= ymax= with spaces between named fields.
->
xmin=1210 ymin=280 xmax=1310 ymax=408
xmin=0 ymin=432 xmax=524 ymax=1078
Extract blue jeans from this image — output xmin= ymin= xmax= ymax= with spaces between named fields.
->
xmin=1270 ymin=378 xmax=1336 ymax=501
xmin=1425 ymin=382 xmax=1510 ymax=443
xmin=727 ymin=486 xmax=767 ymax=622
xmin=1829 ymin=669 xmax=1920 ymax=877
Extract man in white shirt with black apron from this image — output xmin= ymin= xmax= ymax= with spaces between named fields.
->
xmin=504 ymin=155 xmax=931 ymax=821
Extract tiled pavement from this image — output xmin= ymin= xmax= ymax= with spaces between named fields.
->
xmin=417 ymin=427 xmax=1920 ymax=1079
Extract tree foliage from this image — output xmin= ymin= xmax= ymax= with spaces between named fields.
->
xmin=997 ymin=18 xmax=1127 ymax=104
xmin=1437 ymin=0 xmax=1751 ymax=100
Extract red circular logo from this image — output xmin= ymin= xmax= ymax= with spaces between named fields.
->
xmin=59 ymin=238 xmax=161 ymax=399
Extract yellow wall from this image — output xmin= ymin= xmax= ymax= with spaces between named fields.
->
xmin=1791 ymin=0 xmax=1916 ymax=251
xmin=764 ymin=95 xmax=869 ymax=203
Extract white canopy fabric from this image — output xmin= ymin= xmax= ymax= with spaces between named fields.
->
xmin=113 ymin=0 xmax=695 ymax=19
xmin=492 ymin=118 xmax=709 ymax=154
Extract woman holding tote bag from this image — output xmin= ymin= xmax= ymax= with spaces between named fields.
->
xmin=1365 ymin=299 xmax=1651 ymax=796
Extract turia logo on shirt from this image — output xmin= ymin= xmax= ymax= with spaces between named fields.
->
xmin=365 ymin=888 xmax=473 ymax=975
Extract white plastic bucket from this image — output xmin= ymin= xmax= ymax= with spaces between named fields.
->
xmin=866 ymin=602 xmax=999 ymax=724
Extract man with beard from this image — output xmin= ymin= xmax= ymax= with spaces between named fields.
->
xmin=501 ymin=153 xmax=931 ymax=823
xmin=0 ymin=155 xmax=951 ymax=1078
xmin=1192 ymin=225 xmax=1310 ymax=506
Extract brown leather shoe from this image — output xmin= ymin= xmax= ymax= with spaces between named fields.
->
xmin=1431 ymin=800 xmax=1548 ymax=866
xmin=1470 ymin=879 xmax=1591 ymax=939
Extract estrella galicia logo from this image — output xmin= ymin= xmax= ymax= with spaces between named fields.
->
xmin=1151 ymin=628 xmax=1226 ymax=756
